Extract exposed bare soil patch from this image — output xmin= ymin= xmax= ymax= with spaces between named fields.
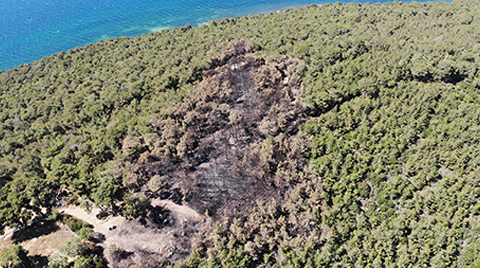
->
xmin=60 ymin=199 xmax=204 ymax=267
xmin=0 ymin=221 xmax=74 ymax=265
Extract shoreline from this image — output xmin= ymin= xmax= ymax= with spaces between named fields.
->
xmin=0 ymin=0 xmax=434 ymax=72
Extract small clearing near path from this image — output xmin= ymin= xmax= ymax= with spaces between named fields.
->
xmin=60 ymin=198 xmax=205 ymax=267
xmin=0 ymin=221 xmax=74 ymax=267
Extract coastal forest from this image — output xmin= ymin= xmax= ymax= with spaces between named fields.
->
xmin=2 ymin=0 xmax=480 ymax=267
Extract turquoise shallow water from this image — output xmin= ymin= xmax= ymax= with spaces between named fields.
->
xmin=0 ymin=0 xmax=429 ymax=71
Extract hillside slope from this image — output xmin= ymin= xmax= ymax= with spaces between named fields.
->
xmin=2 ymin=0 xmax=480 ymax=267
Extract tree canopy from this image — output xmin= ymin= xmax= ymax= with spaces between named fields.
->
xmin=2 ymin=0 xmax=480 ymax=266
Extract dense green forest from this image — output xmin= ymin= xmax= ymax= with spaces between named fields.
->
xmin=2 ymin=0 xmax=480 ymax=266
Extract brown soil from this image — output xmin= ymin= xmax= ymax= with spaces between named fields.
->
xmin=151 ymin=199 xmax=203 ymax=222
xmin=0 ymin=199 xmax=204 ymax=267
xmin=0 ymin=221 xmax=74 ymax=257
xmin=21 ymin=223 xmax=74 ymax=257
xmin=60 ymin=199 xmax=204 ymax=267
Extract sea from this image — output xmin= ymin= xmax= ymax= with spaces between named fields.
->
xmin=0 ymin=0 xmax=428 ymax=71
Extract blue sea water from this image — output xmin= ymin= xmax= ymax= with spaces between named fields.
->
xmin=0 ymin=0 xmax=428 ymax=71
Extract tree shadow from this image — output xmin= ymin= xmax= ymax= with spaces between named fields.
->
xmin=29 ymin=255 xmax=49 ymax=268
xmin=88 ymin=232 xmax=106 ymax=244
xmin=11 ymin=221 xmax=59 ymax=243
xmin=111 ymin=248 xmax=134 ymax=267
xmin=148 ymin=205 xmax=173 ymax=228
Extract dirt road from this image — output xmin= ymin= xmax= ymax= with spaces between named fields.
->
xmin=61 ymin=199 xmax=204 ymax=266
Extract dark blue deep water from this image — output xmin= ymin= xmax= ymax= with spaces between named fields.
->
xmin=0 ymin=0 xmax=427 ymax=71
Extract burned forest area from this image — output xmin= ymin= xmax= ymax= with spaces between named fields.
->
xmin=4 ymin=1 xmax=480 ymax=267
xmin=130 ymin=40 xmax=307 ymax=218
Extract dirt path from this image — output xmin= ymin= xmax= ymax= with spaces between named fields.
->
xmin=60 ymin=206 xmax=124 ymax=237
xmin=60 ymin=199 xmax=204 ymax=267
xmin=151 ymin=199 xmax=203 ymax=222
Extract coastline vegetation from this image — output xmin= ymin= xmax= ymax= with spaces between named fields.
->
xmin=2 ymin=0 xmax=480 ymax=266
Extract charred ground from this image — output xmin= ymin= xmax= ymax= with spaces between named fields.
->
xmin=3 ymin=1 xmax=480 ymax=267
xmin=126 ymin=40 xmax=307 ymax=219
